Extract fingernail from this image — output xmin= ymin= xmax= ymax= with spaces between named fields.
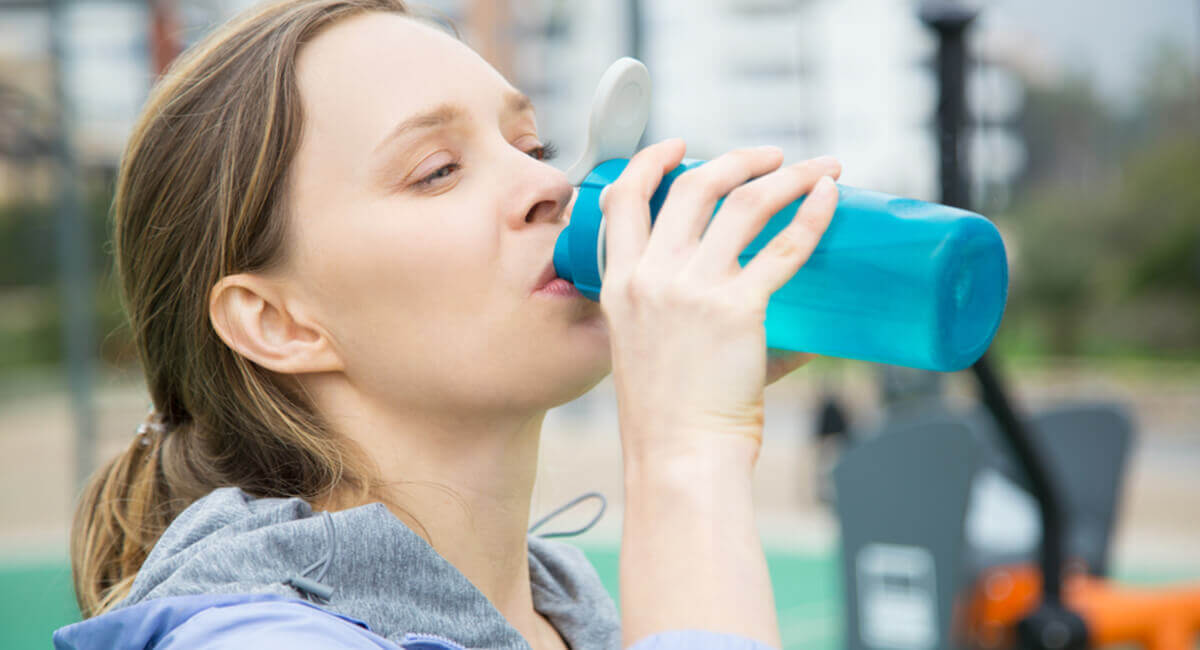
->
xmin=813 ymin=175 xmax=835 ymax=197
xmin=814 ymin=155 xmax=839 ymax=166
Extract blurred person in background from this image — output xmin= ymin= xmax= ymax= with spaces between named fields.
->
xmin=51 ymin=0 xmax=842 ymax=648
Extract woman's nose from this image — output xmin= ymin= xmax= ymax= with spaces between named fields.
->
xmin=514 ymin=169 xmax=573 ymax=227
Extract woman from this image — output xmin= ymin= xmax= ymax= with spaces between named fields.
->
xmin=54 ymin=0 xmax=842 ymax=648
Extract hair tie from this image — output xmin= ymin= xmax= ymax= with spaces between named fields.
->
xmin=137 ymin=406 xmax=167 ymax=447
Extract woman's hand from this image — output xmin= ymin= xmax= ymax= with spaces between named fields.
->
xmin=600 ymin=138 xmax=841 ymax=463
xmin=606 ymin=139 xmax=841 ymax=649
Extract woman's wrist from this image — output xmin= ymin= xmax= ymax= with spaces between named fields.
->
xmin=620 ymin=426 xmax=761 ymax=483
xmin=618 ymin=427 xmax=779 ymax=647
xmin=622 ymin=442 xmax=758 ymax=542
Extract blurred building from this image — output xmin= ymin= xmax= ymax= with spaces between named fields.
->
xmin=0 ymin=0 xmax=151 ymax=202
xmin=507 ymin=0 xmax=1026 ymax=203
xmin=0 ymin=0 xmax=1032 ymax=205
xmin=0 ymin=2 xmax=57 ymax=202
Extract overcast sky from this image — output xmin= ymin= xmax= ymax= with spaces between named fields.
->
xmin=1 ymin=0 xmax=1196 ymax=120
xmin=979 ymin=0 xmax=1199 ymax=110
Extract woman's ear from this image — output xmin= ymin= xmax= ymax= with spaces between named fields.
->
xmin=209 ymin=273 xmax=344 ymax=375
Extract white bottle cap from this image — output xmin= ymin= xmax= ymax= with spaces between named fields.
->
xmin=565 ymin=57 xmax=653 ymax=186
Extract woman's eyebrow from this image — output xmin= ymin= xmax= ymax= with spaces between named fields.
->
xmin=373 ymin=90 xmax=535 ymax=156
xmin=505 ymin=90 xmax=534 ymax=116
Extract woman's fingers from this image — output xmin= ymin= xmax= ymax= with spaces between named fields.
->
xmin=600 ymin=138 xmax=687 ymax=288
xmin=733 ymin=174 xmax=840 ymax=306
xmin=689 ymin=156 xmax=841 ymax=283
xmin=643 ymin=146 xmax=785 ymax=267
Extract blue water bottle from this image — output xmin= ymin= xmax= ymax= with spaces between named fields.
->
xmin=553 ymin=158 xmax=1009 ymax=372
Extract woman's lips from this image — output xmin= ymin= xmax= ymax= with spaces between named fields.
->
xmin=534 ymin=277 xmax=583 ymax=297
xmin=533 ymin=260 xmax=558 ymax=291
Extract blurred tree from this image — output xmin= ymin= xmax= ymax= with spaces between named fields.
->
xmin=1129 ymin=40 xmax=1200 ymax=141
xmin=1004 ymin=41 xmax=1200 ymax=358
xmin=0 ymin=201 xmax=55 ymax=288
xmin=1012 ymin=74 xmax=1121 ymax=195
xmin=0 ymin=176 xmax=129 ymax=370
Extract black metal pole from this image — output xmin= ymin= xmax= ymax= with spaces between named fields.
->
xmin=48 ymin=0 xmax=98 ymax=494
xmin=922 ymin=3 xmax=1066 ymax=604
xmin=923 ymin=4 xmax=973 ymax=210
xmin=920 ymin=7 xmax=1087 ymax=647
xmin=971 ymin=358 xmax=1066 ymax=600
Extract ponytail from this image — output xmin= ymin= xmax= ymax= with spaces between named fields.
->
xmin=71 ymin=411 xmax=175 ymax=617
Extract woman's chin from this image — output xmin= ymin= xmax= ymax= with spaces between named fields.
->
xmin=547 ymin=372 xmax=608 ymax=409
xmin=547 ymin=347 xmax=611 ymax=405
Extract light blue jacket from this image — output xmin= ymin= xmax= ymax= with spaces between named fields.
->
xmin=53 ymin=488 xmax=775 ymax=650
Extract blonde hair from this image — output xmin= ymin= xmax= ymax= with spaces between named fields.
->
xmin=71 ymin=0 xmax=438 ymax=618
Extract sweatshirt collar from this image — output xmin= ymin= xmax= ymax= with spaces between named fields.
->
xmin=115 ymin=487 xmax=620 ymax=649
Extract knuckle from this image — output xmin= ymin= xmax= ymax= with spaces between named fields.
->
xmin=797 ymin=215 xmax=829 ymax=242
xmin=680 ymin=167 xmax=732 ymax=200
xmin=723 ymin=184 xmax=768 ymax=213
xmin=606 ymin=178 xmax=632 ymax=200
xmin=657 ymin=281 xmax=687 ymax=307
xmin=712 ymin=290 xmax=766 ymax=328
xmin=628 ymin=271 xmax=713 ymax=311
xmin=602 ymin=268 xmax=641 ymax=296
xmin=708 ymin=289 xmax=746 ymax=316
xmin=663 ymin=279 xmax=706 ymax=308
xmin=671 ymin=169 xmax=706 ymax=195
xmin=626 ymin=271 xmax=662 ymax=304
xmin=765 ymin=230 xmax=806 ymax=258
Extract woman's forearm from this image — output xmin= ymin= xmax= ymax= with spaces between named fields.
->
xmin=619 ymin=434 xmax=780 ymax=649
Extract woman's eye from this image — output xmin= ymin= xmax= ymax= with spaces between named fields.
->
xmin=415 ymin=163 xmax=460 ymax=187
xmin=412 ymin=140 xmax=559 ymax=190
xmin=527 ymin=140 xmax=559 ymax=162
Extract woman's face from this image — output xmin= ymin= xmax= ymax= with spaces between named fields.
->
xmin=282 ymin=12 xmax=610 ymax=416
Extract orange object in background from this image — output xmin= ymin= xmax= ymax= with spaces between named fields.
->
xmin=966 ymin=564 xmax=1200 ymax=650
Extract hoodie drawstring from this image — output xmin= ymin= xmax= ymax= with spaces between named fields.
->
xmin=282 ymin=491 xmax=606 ymax=601
xmin=528 ymin=491 xmax=607 ymax=539
xmin=285 ymin=511 xmax=337 ymax=602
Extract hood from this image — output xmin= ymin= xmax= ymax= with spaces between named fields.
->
xmin=57 ymin=487 xmax=620 ymax=650
xmin=53 ymin=592 xmax=385 ymax=649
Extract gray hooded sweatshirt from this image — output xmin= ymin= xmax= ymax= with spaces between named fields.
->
xmin=108 ymin=487 xmax=623 ymax=649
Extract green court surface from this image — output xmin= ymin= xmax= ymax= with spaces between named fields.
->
xmin=1 ymin=558 xmax=80 ymax=650
xmin=580 ymin=544 xmax=844 ymax=650
xmin=3 ymin=547 xmax=1194 ymax=650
